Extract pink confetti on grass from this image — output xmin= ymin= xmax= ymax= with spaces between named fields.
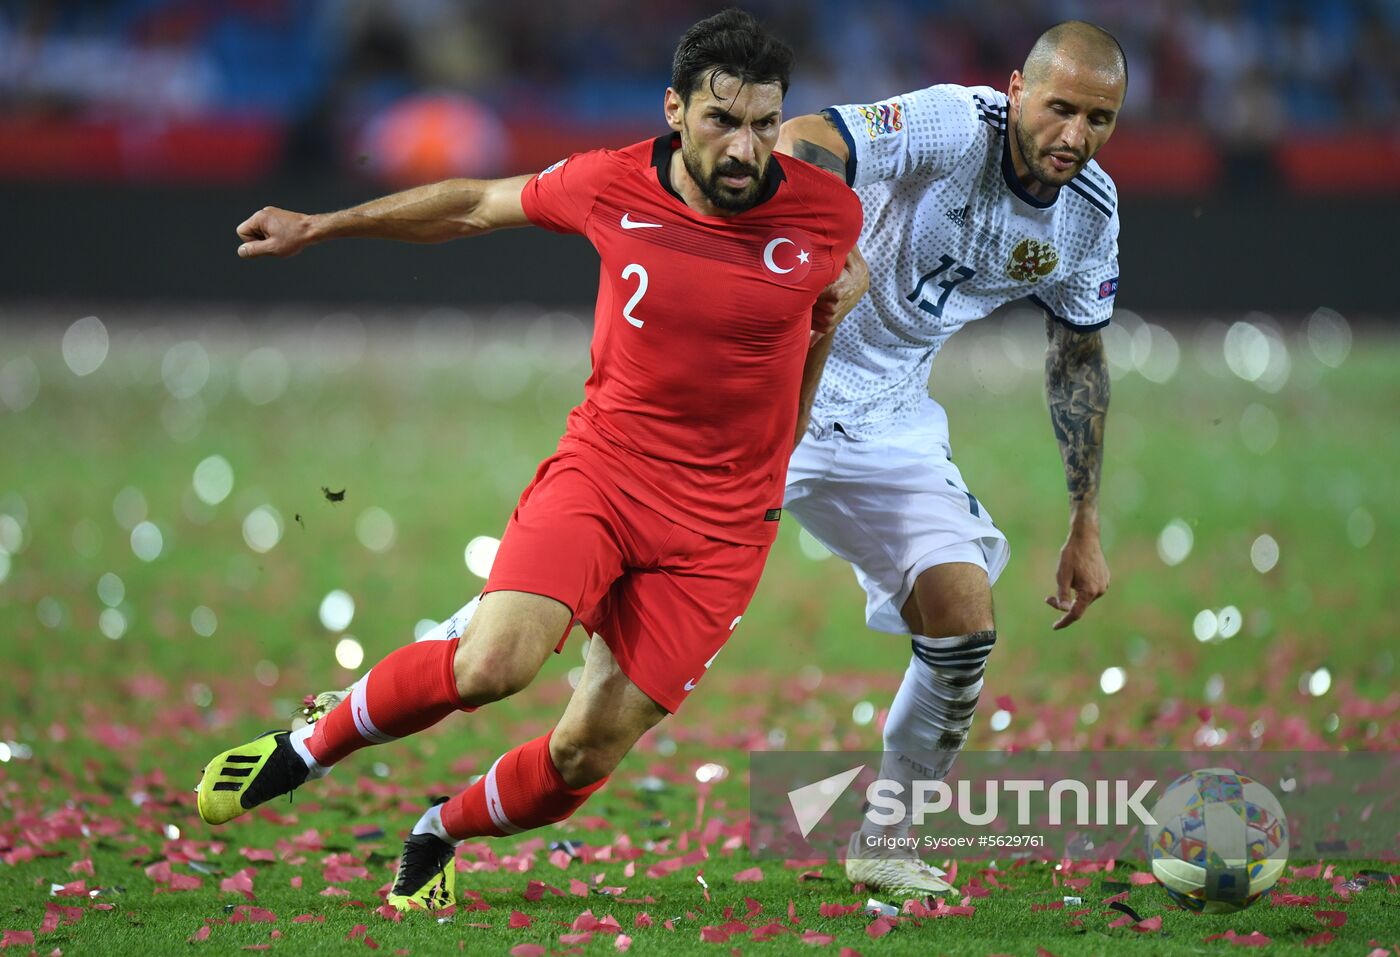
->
xmin=615 ymin=934 xmax=632 ymax=952
xmin=240 ymin=849 xmax=277 ymax=863
xmin=840 ymin=949 xmax=864 ymax=957
xmin=523 ymin=880 xmax=562 ymax=901
xmin=291 ymin=915 xmax=324 ymax=924
xmin=819 ymin=903 xmax=862 ymax=917
xmin=220 ymin=868 xmax=256 ymax=900
xmin=1203 ymin=930 xmax=1272 ymax=947
xmin=733 ymin=867 xmax=764 ymax=883
xmin=38 ymin=904 xmax=83 ymax=934
xmin=510 ymin=947 xmax=546 ymax=957
xmin=67 ymin=859 xmax=93 ymax=876
xmin=568 ymin=878 xmax=589 ymax=897
xmin=1128 ymin=872 xmax=1157 ymax=885
xmin=699 ymin=927 xmax=730 ymax=943
xmin=1272 ymin=893 xmax=1319 ymax=906
xmin=375 ymin=905 xmax=403 ymax=923
xmin=187 ymin=926 xmax=211 ymax=943
xmin=1303 ymin=932 xmax=1336 ymax=947
xmin=799 ymin=930 xmax=835 ymax=946
xmin=508 ymin=910 xmax=533 ymax=929
xmin=51 ymin=881 xmax=86 ymax=898
xmin=751 ymin=923 xmax=787 ymax=942
xmin=866 ymin=916 xmax=896 ymax=939
xmin=1313 ymin=910 xmax=1347 ymax=928
xmin=559 ymin=932 xmax=593 ymax=945
xmin=229 ymin=906 xmax=276 ymax=924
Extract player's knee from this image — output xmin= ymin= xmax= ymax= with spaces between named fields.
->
xmin=452 ymin=634 xmax=538 ymax=705
xmin=548 ymin=731 xmax=619 ymax=790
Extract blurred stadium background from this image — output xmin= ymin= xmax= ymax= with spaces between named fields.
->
xmin=1 ymin=2 xmax=1397 ymax=952
xmin=4 ymin=0 xmax=1397 ymax=745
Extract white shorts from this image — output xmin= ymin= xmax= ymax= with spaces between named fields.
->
xmin=784 ymin=398 xmax=1010 ymax=635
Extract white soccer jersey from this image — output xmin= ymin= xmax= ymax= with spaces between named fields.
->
xmin=813 ymin=84 xmax=1120 ymax=438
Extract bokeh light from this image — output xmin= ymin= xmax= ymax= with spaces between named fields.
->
xmin=99 ymin=607 xmax=126 ymax=640
xmin=356 ymin=507 xmax=397 ymax=552
xmin=851 ymin=701 xmax=875 ymax=726
xmin=464 ymin=535 xmax=500 ymax=579
xmin=335 ymin=636 xmax=364 ymax=670
xmin=1099 ymin=667 xmax=1126 ymax=694
xmin=242 ymin=505 xmax=283 ymax=553
xmin=1307 ymin=667 xmax=1332 ymax=697
xmin=192 ymin=455 xmax=235 ymax=505
xmin=1156 ymin=518 xmax=1193 ymax=566
xmin=62 ymin=316 xmax=109 ymax=376
xmin=319 ymin=589 xmax=355 ymax=632
xmin=0 ymin=548 xmax=10 ymax=585
xmin=191 ymin=605 xmax=218 ymax=637
xmin=1239 ymin=403 xmax=1279 ymax=455
xmin=1347 ymin=508 xmax=1375 ymax=548
xmin=161 ymin=341 xmax=211 ymax=399
xmin=1193 ymin=609 xmax=1219 ymax=642
xmin=0 ymin=357 xmax=40 ymax=411
xmin=1217 ymin=605 xmax=1242 ymax=639
xmin=1304 ymin=308 xmax=1351 ymax=368
xmin=0 ymin=514 xmax=22 ymax=553
xmin=113 ymin=487 xmax=148 ymax=530
xmin=97 ymin=572 xmax=125 ymax=607
xmin=1250 ymin=534 xmax=1280 ymax=573
xmin=130 ymin=521 xmax=163 ymax=561
xmin=989 ymin=709 xmax=1012 ymax=731
xmin=694 ymin=762 xmax=728 ymax=784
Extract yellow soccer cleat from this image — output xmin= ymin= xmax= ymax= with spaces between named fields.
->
xmin=386 ymin=830 xmax=457 ymax=912
xmin=196 ymin=731 xmax=309 ymax=826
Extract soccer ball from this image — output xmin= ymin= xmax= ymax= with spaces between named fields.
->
xmin=1145 ymin=767 xmax=1289 ymax=913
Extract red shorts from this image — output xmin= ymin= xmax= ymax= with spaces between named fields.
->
xmin=484 ymin=452 xmax=769 ymax=712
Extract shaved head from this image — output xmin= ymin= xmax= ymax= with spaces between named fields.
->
xmin=1023 ymin=20 xmax=1127 ymax=92
xmin=1005 ymin=20 xmax=1127 ymax=198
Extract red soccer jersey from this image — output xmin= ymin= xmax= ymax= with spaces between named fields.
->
xmin=520 ymin=135 xmax=862 ymax=545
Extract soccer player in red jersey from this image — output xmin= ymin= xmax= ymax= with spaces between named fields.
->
xmin=196 ymin=10 xmax=864 ymax=910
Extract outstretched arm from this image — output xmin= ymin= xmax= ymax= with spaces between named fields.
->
xmin=235 ymin=174 xmax=536 ymax=258
xmin=1044 ymin=319 xmax=1111 ymax=629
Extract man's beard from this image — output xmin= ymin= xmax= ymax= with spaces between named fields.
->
xmin=1014 ymin=114 xmax=1084 ymax=187
xmin=681 ymin=140 xmax=765 ymax=212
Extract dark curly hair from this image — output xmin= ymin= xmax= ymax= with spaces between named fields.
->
xmin=671 ymin=9 xmax=794 ymax=103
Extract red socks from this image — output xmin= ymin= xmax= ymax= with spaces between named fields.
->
xmin=440 ymin=732 xmax=607 ymax=839
xmin=306 ymin=636 xmax=467 ymax=767
xmin=301 ymin=640 xmax=604 ymax=840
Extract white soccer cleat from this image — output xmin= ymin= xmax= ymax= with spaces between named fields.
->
xmin=845 ymin=833 xmax=956 ymax=896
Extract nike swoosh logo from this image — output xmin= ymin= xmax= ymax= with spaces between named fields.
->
xmin=621 ymin=213 xmax=663 ymax=230
xmin=683 ymin=678 xmax=698 ymax=692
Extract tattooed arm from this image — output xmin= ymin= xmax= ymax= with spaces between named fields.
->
xmin=1043 ymin=319 xmax=1111 ymax=629
xmin=777 ymin=112 xmax=850 ymax=180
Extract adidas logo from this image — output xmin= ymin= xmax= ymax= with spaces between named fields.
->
xmin=211 ymin=753 xmax=259 ymax=792
xmin=945 ymin=205 xmax=971 ymax=227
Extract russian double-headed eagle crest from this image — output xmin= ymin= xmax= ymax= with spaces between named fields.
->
xmin=1005 ymin=238 xmax=1059 ymax=283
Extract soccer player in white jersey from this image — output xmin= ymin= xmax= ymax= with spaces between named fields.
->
xmin=776 ymin=21 xmax=1124 ymax=895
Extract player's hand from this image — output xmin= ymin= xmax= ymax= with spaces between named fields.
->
xmin=236 ymin=207 xmax=316 ymax=259
xmin=810 ymin=246 xmax=869 ymax=345
xmin=1046 ymin=525 xmax=1109 ymax=629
